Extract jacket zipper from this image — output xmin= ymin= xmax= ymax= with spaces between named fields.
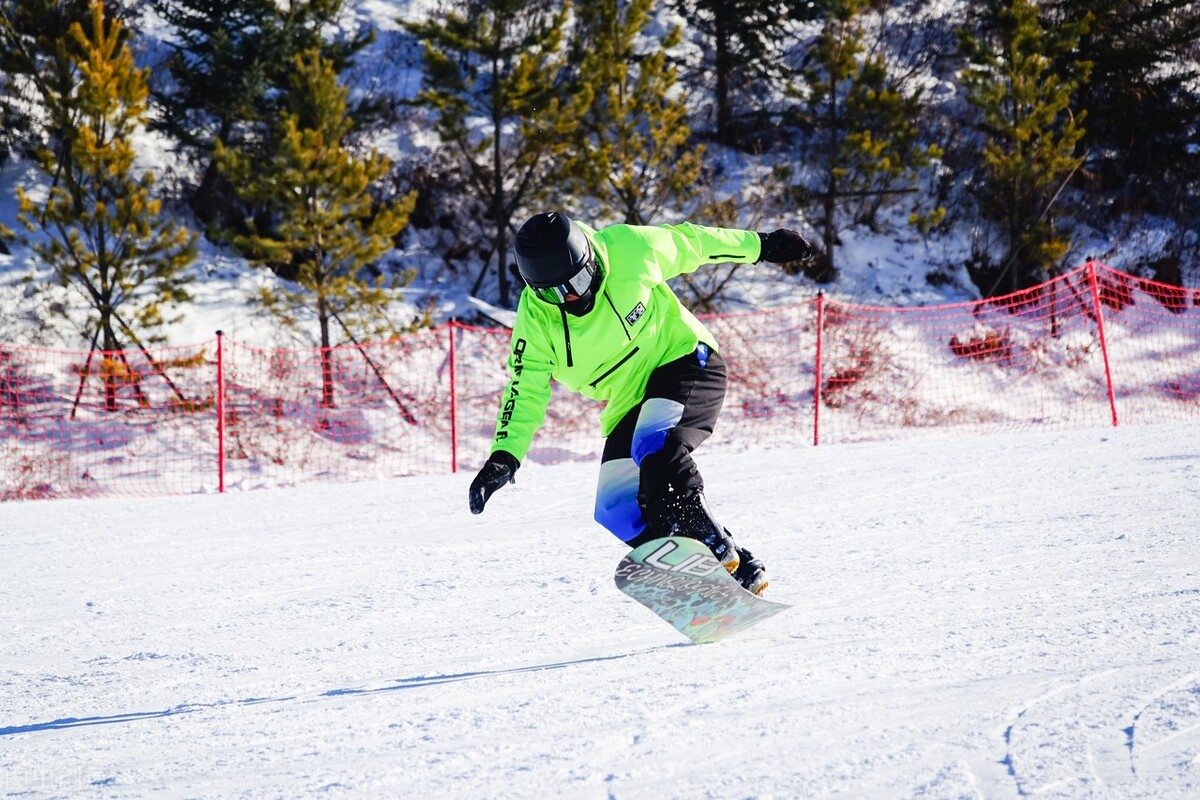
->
xmin=559 ymin=290 xmax=633 ymax=370
xmin=559 ymin=307 xmax=573 ymax=368
xmin=589 ymin=346 xmax=640 ymax=388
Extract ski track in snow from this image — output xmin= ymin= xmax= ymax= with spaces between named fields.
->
xmin=2 ymin=424 xmax=1200 ymax=799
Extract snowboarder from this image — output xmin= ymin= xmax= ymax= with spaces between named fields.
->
xmin=468 ymin=212 xmax=813 ymax=595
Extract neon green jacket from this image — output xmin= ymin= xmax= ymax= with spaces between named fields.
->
xmin=490 ymin=221 xmax=762 ymax=462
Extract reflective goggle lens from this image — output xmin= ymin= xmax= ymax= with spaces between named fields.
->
xmin=531 ymin=258 xmax=596 ymax=305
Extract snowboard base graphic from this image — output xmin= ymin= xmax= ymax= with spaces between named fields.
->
xmin=614 ymin=537 xmax=791 ymax=644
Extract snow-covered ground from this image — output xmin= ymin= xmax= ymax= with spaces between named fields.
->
xmin=3 ymin=422 xmax=1199 ymax=798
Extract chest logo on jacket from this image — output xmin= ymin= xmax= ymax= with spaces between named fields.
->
xmin=625 ymin=302 xmax=646 ymax=327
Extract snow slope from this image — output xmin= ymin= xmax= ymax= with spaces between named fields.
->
xmin=3 ymin=423 xmax=1200 ymax=798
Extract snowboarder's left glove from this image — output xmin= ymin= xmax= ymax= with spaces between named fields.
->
xmin=757 ymin=229 xmax=814 ymax=263
xmin=469 ymin=450 xmax=519 ymax=514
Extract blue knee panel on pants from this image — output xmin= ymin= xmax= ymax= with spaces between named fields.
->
xmin=594 ymin=458 xmax=645 ymax=542
xmin=595 ymin=398 xmax=685 ymax=542
xmin=631 ymin=398 xmax=685 ymax=466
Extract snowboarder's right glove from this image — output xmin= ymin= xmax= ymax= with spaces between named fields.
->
xmin=757 ymin=229 xmax=814 ymax=264
xmin=468 ymin=450 xmax=519 ymax=514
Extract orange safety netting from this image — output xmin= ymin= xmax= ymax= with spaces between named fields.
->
xmin=2 ymin=261 xmax=1197 ymax=501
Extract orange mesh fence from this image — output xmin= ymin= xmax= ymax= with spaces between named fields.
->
xmin=810 ymin=261 xmax=1199 ymax=442
xmin=218 ymin=330 xmax=454 ymax=489
xmin=0 ymin=341 xmax=219 ymax=500
xmin=814 ymin=265 xmax=1113 ymax=443
xmin=2 ymin=261 xmax=1197 ymax=501
xmin=1091 ymin=263 xmax=1200 ymax=424
xmin=704 ymin=303 xmax=819 ymax=451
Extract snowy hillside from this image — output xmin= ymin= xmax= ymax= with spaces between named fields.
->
xmin=3 ymin=423 xmax=1199 ymax=798
xmin=8 ymin=0 xmax=1190 ymax=352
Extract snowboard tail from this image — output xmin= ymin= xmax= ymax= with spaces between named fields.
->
xmin=614 ymin=537 xmax=791 ymax=644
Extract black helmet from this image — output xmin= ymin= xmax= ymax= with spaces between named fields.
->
xmin=514 ymin=212 xmax=600 ymax=310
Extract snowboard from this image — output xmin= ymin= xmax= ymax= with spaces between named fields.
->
xmin=614 ymin=536 xmax=791 ymax=644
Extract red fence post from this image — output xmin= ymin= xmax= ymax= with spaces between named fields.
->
xmin=1085 ymin=261 xmax=1120 ymax=427
xmin=216 ymin=330 xmax=226 ymax=492
xmin=813 ymin=292 xmax=824 ymax=446
xmin=448 ymin=321 xmax=459 ymax=473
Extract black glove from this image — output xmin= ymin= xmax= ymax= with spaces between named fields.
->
xmin=757 ymin=229 xmax=814 ymax=264
xmin=468 ymin=450 xmax=520 ymax=514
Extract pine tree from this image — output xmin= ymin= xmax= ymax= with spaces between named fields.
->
xmin=671 ymin=0 xmax=815 ymax=148
xmin=958 ymin=0 xmax=1092 ymax=296
xmin=1045 ymin=0 xmax=1200 ymax=221
xmin=403 ymin=0 xmax=591 ymax=307
xmin=14 ymin=0 xmax=196 ymax=408
xmin=149 ymin=0 xmax=374 ymax=227
xmin=215 ymin=49 xmax=415 ymax=408
xmin=568 ymin=0 xmax=702 ymax=225
xmin=791 ymin=0 xmax=940 ymax=281
xmin=0 ymin=1 xmax=105 ymax=170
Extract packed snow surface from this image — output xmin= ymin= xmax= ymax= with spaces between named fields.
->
xmin=3 ymin=423 xmax=1200 ymax=798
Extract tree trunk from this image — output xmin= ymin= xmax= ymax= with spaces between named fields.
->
xmin=714 ymin=6 xmax=733 ymax=146
xmin=491 ymin=52 xmax=511 ymax=307
xmin=820 ymin=80 xmax=839 ymax=283
xmin=318 ymin=294 xmax=335 ymax=408
xmin=100 ymin=311 xmax=119 ymax=412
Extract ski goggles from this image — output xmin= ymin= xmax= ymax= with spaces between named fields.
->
xmin=528 ymin=244 xmax=598 ymax=305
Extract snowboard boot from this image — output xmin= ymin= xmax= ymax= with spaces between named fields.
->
xmin=650 ymin=489 xmax=740 ymax=575
xmin=733 ymin=545 xmax=769 ymax=596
